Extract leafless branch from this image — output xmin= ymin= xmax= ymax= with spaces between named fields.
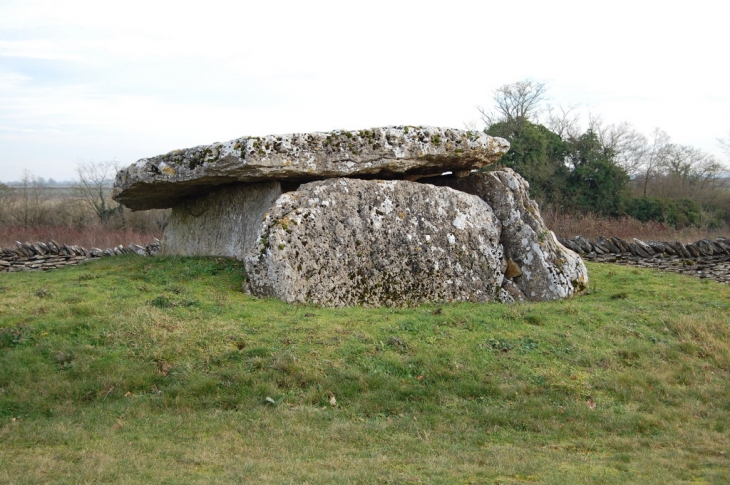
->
xmin=74 ymin=160 xmax=122 ymax=223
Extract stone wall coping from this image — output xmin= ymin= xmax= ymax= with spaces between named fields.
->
xmin=0 ymin=239 xmax=161 ymax=273
xmin=559 ymin=235 xmax=730 ymax=284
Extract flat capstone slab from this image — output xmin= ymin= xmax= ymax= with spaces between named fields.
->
xmin=112 ymin=126 xmax=510 ymax=210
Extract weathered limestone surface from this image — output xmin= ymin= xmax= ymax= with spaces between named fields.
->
xmin=162 ymin=182 xmax=282 ymax=259
xmin=430 ymin=169 xmax=588 ymax=300
xmin=112 ymin=126 xmax=509 ymax=210
xmin=244 ymin=178 xmax=508 ymax=307
xmin=111 ymin=125 xmax=591 ymax=306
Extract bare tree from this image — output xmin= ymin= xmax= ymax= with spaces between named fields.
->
xmin=636 ymin=128 xmax=672 ymax=198
xmin=478 ymin=79 xmax=548 ymax=127
xmin=74 ymin=160 xmax=123 ymax=223
xmin=7 ymin=170 xmax=49 ymax=227
xmin=642 ymin=137 xmax=725 ymax=202
xmin=719 ymin=130 xmax=730 ymax=158
xmin=662 ymin=145 xmax=724 ymax=189
xmin=0 ymin=182 xmax=11 ymax=225
xmin=462 ymin=119 xmax=481 ymax=132
xmin=587 ymin=116 xmax=649 ymax=176
xmin=611 ymin=129 xmax=648 ymax=177
xmin=544 ymin=104 xmax=581 ymax=139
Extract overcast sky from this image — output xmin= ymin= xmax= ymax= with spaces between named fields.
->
xmin=1 ymin=0 xmax=728 ymax=182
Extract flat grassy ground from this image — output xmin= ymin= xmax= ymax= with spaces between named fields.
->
xmin=1 ymin=256 xmax=729 ymax=484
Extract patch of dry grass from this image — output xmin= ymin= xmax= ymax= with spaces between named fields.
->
xmin=0 ymin=224 xmax=162 ymax=249
xmin=543 ymin=209 xmax=730 ymax=242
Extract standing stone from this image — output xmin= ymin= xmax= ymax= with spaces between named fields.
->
xmin=430 ymin=169 xmax=588 ymax=301
xmin=163 ymin=182 xmax=282 ymax=259
xmin=244 ymin=178 xmax=506 ymax=307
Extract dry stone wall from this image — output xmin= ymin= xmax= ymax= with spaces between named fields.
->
xmin=559 ymin=235 xmax=730 ymax=284
xmin=0 ymin=239 xmax=161 ymax=273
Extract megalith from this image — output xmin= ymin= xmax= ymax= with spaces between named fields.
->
xmin=162 ymin=181 xmax=282 ymax=260
xmin=111 ymin=125 xmax=588 ymax=307
xmin=429 ymin=169 xmax=588 ymax=301
xmin=243 ymin=178 xmax=507 ymax=306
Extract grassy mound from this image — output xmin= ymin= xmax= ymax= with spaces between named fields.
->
xmin=1 ymin=256 xmax=729 ymax=483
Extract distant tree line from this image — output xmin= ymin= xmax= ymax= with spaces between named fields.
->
xmin=0 ymin=163 xmax=167 ymax=233
xmin=480 ymin=80 xmax=730 ymax=230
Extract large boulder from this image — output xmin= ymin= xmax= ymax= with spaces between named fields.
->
xmin=244 ymin=178 xmax=508 ymax=307
xmin=112 ymin=126 xmax=509 ymax=210
xmin=162 ymin=182 xmax=282 ymax=260
xmin=430 ymin=169 xmax=588 ymax=300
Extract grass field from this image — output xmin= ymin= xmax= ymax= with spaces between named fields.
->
xmin=1 ymin=256 xmax=729 ymax=484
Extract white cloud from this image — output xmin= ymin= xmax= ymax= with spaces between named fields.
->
xmin=0 ymin=71 xmax=31 ymax=89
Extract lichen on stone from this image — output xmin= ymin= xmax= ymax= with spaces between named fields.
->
xmin=244 ymin=178 xmax=505 ymax=307
xmin=112 ymin=126 xmax=509 ymax=210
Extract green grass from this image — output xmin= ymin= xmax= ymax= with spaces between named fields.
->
xmin=1 ymin=256 xmax=729 ymax=484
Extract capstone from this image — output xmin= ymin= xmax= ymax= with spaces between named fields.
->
xmin=112 ymin=126 xmax=509 ymax=210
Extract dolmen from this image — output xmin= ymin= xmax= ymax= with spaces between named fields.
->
xmin=113 ymin=126 xmax=587 ymax=306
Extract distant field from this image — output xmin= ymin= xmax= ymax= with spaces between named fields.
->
xmin=34 ymin=185 xmax=78 ymax=198
xmin=1 ymin=256 xmax=729 ymax=483
xmin=2 ymin=183 xmax=81 ymax=198
xmin=0 ymin=182 xmax=167 ymax=248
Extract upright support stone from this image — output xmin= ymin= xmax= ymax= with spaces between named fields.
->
xmin=429 ymin=169 xmax=588 ymax=301
xmin=244 ymin=178 xmax=506 ymax=307
xmin=163 ymin=182 xmax=282 ymax=260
